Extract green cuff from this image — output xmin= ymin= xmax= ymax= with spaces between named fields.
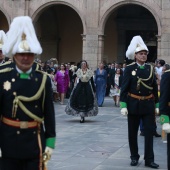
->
xmin=46 ymin=137 xmax=56 ymax=149
xmin=160 ymin=115 xmax=170 ymax=125
xmin=120 ymin=102 xmax=127 ymax=108
xmin=155 ymin=103 xmax=159 ymax=108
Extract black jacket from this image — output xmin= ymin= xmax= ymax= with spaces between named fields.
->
xmin=120 ymin=63 xmax=158 ymax=115
xmin=0 ymin=63 xmax=56 ymax=159
xmin=160 ymin=71 xmax=170 ymax=117
xmin=110 ymin=74 xmax=123 ymax=89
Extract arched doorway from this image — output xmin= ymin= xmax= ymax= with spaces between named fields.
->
xmin=0 ymin=10 xmax=9 ymax=32
xmin=104 ymin=4 xmax=158 ymax=64
xmin=34 ymin=4 xmax=83 ymax=64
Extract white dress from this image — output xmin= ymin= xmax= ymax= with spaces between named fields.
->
xmin=109 ymin=74 xmax=120 ymax=97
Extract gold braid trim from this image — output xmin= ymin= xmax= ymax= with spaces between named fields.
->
xmin=137 ymin=65 xmax=153 ymax=90
xmin=0 ymin=68 xmax=13 ymax=73
xmin=35 ymin=62 xmax=40 ymax=71
xmin=165 ymin=69 xmax=170 ymax=73
xmin=127 ymin=62 xmax=135 ymax=67
xmin=18 ymin=101 xmax=44 ymax=122
xmin=42 ymin=86 xmax=45 ymax=112
xmin=12 ymin=74 xmax=47 ymax=122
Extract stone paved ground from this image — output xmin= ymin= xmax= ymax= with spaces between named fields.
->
xmin=48 ymin=97 xmax=167 ymax=170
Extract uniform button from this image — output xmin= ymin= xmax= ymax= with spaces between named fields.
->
xmin=13 ymin=92 xmax=17 ymax=96
xmin=16 ymin=118 xmax=19 ymax=121
xmin=35 ymin=105 xmax=38 ymax=108
xmin=12 ymin=78 xmax=15 ymax=82
xmin=33 ymin=131 xmax=36 ymax=134
xmin=16 ymin=131 xmax=20 ymax=135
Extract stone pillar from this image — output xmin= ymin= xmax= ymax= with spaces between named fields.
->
xmin=81 ymin=34 xmax=86 ymax=60
xmin=25 ymin=0 xmax=30 ymax=16
xmin=98 ymin=35 xmax=105 ymax=64
xmin=156 ymin=35 xmax=161 ymax=59
xmin=81 ymin=34 xmax=98 ymax=70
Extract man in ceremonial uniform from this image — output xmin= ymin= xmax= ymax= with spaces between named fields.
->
xmin=120 ymin=36 xmax=159 ymax=168
xmin=0 ymin=16 xmax=56 ymax=170
xmin=159 ymin=69 xmax=170 ymax=170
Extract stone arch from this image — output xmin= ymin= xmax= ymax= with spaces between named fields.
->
xmin=0 ymin=7 xmax=10 ymax=30
xmin=99 ymin=1 xmax=161 ymax=36
xmin=31 ymin=1 xmax=86 ymax=34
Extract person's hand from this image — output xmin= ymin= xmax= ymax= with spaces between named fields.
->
xmin=155 ymin=108 xmax=159 ymax=115
xmin=121 ymin=108 xmax=128 ymax=116
xmin=162 ymin=123 xmax=170 ymax=133
xmin=43 ymin=146 xmax=53 ymax=162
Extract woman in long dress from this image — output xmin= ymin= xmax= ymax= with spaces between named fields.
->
xmin=95 ymin=62 xmax=107 ymax=107
xmin=65 ymin=60 xmax=98 ymax=123
xmin=55 ymin=63 xmax=70 ymax=104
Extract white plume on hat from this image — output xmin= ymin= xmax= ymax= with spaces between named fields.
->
xmin=0 ymin=30 xmax=7 ymax=50
xmin=126 ymin=35 xmax=148 ymax=60
xmin=2 ymin=16 xmax=42 ymax=57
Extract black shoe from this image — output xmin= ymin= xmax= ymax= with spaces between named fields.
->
xmin=130 ymin=160 xmax=138 ymax=166
xmin=145 ymin=162 xmax=159 ymax=169
xmin=140 ymin=132 xmax=144 ymax=136
xmin=80 ymin=117 xmax=85 ymax=123
xmin=153 ymin=132 xmax=161 ymax=137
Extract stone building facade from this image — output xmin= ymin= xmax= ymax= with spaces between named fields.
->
xmin=0 ymin=0 xmax=169 ymax=69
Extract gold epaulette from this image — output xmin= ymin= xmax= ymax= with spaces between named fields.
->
xmin=36 ymin=69 xmax=48 ymax=75
xmin=127 ymin=62 xmax=135 ymax=67
xmin=0 ymin=61 xmax=12 ymax=67
xmin=0 ymin=67 xmax=13 ymax=74
xmin=165 ymin=69 xmax=170 ymax=73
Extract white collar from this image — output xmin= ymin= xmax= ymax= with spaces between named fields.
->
xmin=136 ymin=62 xmax=145 ymax=67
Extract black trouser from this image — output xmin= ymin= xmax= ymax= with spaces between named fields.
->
xmin=128 ymin=114 xmax=155 ymax=163
xmin=1 ymin=157 xmax=42 ymax=170
xmin=168 ymin=134 xmax=170 ymax=170
xmin=0 ymin=158 xmax=2 ymax=170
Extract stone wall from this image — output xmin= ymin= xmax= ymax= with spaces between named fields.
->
xmin=0 ymin=0 xmax=170 ymax=69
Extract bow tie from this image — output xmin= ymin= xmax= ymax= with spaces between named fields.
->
xmin=138 ymin=65 xmax=145 ymax=69
xmin=20 ymin=73 xmax=30 ymax=79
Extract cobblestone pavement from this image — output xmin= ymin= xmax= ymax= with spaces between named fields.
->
xmin=48 ymin=97 xmax=167 ymax=170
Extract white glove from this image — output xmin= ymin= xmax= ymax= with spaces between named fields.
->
xmin=155 ymin=108 xmax=159 ymax=115
xmin=43 ymin=146 xmax=53 ymax=162
xmin=162 ymin=123 xmax=170 ymax=133
xmin=121 ymin=108 xmax=128 ymax=116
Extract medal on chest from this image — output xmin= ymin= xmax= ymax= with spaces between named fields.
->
xmin=132 ymin=70 xmax=136 ymax=76
xmin=3 ymin=81 xmax=11 ymax=91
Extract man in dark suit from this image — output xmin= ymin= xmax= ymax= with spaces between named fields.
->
xmin=0 ymin=16 xmax=56 ymax=170
xmin=120 ymin=36 xmax=159 ymax=169
xmin=159 ymin=69 xmax=170 ymax=170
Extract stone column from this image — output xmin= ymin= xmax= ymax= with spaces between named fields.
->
xmin=25 ymin=0 xmax=30 ymax=16
xmin=81 ymin=34 xmax=86 ymax=60
xmin=98 ymin=34 xmax=105 ymax=64
xmin=82 ymin=34 xmax=98 ymax=70
xmin=156 ymin=35 xmax=161 ymax=59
